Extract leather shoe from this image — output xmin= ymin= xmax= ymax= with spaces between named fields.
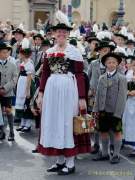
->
xmin=92 ymin=153 xmax=110 ymax=161
xmin=16 ymin=127 xmax=24 ymax=132
xmin=8 ymin=132 xmax=15 ymax=141
xmin=47 ymin=163 xmax=65 ymax=172
xmin=0 ymin=132 xmax=6 ymax=140
xmin=21 ymin=127 xmax=31 ymax=133
xmin=32 ymin=149 xmax=38 ymax=153
xmin=110 ymin=155 xmax=120 ymax=164
xmin=58 ymin=166 xmax=75 ymax=175
xmin=91 ymin=144 xmax=100 ymax=154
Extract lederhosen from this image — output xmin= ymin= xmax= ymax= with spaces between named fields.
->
xmin=98 ymin=72 xmax=122 ymax=133
xmin=0 ymin=61 xmax=12 ymax=108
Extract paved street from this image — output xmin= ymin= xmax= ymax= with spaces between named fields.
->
xmin=0 ymin=127 xmax=135 ymax=180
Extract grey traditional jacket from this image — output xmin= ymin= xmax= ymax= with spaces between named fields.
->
xmin=93 ymin=71 xmax=127 ymax=118
xmin=0 ymin=60 xmax=18 ymax=97
xmin=88 ymin=58 xmax=106 ymax=92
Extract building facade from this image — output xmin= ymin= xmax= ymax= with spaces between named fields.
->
xmin=61 ymin=0 xmax=135 ymax=28
xmin=0 ymin=0 xmax=135 ymax=30
xmin=0 ymin=0 xmax=57 ymax=30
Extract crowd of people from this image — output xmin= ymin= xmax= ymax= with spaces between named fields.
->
xmin=1 ymin=10 xmax=135 ymax=175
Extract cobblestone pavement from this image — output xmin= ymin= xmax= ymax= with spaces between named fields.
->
xmin=0 ymin=127 xmax=135 ymax=180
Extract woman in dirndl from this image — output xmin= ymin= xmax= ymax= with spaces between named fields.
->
xmin=123 ymin=56 xmax=135 ymax=157
xmin=15 ymin=39 xmax=35 ymax=132
xmin=37 ymin=11 xmax=91 ymax=175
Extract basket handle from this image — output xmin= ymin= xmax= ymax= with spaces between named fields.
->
xmin=79 ymin=110 xmax=89 ymax=129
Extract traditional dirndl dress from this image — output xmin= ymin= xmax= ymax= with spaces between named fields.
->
xmin=123 ymin=80 xmax=135 ymax=145
xmin=38 ymin=44 xmax=91 ymax=157
xmin=15 ymin=60 xmax=35 ymax=119
xmin=40 ymin=72 xmax=78 ymax=149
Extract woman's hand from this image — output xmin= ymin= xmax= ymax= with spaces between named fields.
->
xmin=26 ymin=88 xmax=30 ymax=99
xmin=31 ymin=108 xmax=38 ymax=116
xmin=128 ymin=90 xmax=135 ymax=96
xmin=79 ymin=99 xmax=87 ymax=111
xmin=36 ymin=92 xmax=43 ymax=111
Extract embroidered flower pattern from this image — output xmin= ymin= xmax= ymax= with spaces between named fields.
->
xmin=48 ymin=53 xmax=70 ymax=74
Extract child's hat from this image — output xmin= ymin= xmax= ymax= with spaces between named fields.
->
xmin=101 ymin=52 xmax=122 ymax=66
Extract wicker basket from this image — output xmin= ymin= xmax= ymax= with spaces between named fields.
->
xmin=73 ymin=114 xmax=95 ymax=135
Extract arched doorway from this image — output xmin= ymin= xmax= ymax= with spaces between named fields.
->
xmin=29 ymin=0 xmax=57 ymax=30
xmin=72 ymin=11 xmax=81 ymax=25
xmin=34 ymin=11 xmax=50 ymax=29
xmin=110 ymin=11 xmax=118 ymax=26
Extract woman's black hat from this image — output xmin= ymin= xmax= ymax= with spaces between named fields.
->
xmin=50 ymin=23 xmax=73 ymax=31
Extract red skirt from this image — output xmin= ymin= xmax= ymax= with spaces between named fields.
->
xmin=38 ymin=133 xmax=91 ymax=157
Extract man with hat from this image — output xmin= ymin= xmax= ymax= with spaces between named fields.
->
xmin=86 ymin=32 xmax=100 ymax=64
xmin=114 ymin=33 xmax=127 ymax=48
xmin=12 ymin=28 xmax=26 ymax=59
xmin=31 ymin=33 xmax=44 ymax=68
xmin=93 ymin=53 xmax=127 ymax=164
xmin=88 ymin=39 xmax=116 ymax=154
xmin=0 ymin=42 xmax=18 ymax=141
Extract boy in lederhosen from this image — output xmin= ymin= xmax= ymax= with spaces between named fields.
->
xmin=88 ymin=40 xmax=116 ymax=154
xmin=0 ymin=42 xmax=18 ymax=141
xmin=93 ymin=53 xmax=127 ymax=164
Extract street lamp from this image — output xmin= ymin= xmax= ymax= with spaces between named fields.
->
xmin=116 ymin=0 xmax=125 ymax=26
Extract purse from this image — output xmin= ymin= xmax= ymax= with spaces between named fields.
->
xmin=73 ymin=114 xmax=96 ymax=135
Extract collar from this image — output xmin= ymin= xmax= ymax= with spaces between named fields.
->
xmin=107 ymin=69 xmax=117 ymax=78
xmin=0 ymin=60 xmax=7 ymax=65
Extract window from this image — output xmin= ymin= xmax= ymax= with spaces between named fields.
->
xmin=72 ymin=0 xmax=81 ymax=9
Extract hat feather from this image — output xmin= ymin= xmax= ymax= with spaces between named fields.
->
xmin=21 ymin=38 xmax=30 ymax=49
xmin=114 ymin=46 xmax=128 ymax=56
xmin=55 ymin=10 xmax=70 ymax=27
xmin=18 ymin=23 xmax=24 ymax=31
